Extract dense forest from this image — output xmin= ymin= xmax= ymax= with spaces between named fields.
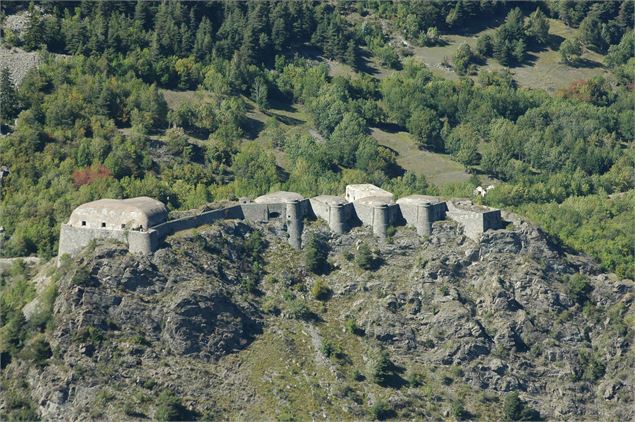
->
xmin=0 ymin=0 xmax=633 ymax=278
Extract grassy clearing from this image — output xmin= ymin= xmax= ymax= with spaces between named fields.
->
xmin=371 ymin=127 xmax=472 ymax=186
xmin=406 ymin=19 xmax=607 ymax=92
xmin=160 ymin=89 xmax=208 ymax=109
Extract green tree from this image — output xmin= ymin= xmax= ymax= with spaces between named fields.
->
xmin=23 ymin=3 xmax=44 ymax=50
xmin=476 ymin=34 xmax=493 ymax=57
xmin=355 ymin=243 xmax=377 ymax=270
xmin=231 ymin=142 xmax=279 ymax=197
xmin=567 ymin=273 xmax=593 ymax=305
xmin=370 ymin=349 xmax=396 ymax=385
xmin=251 ymin=76 xmax=269 ymax=110
xmin=525 ymin=8 xmax=550 ymax=46
xmin=502 ymin=391 xmax=540 ymax=421
xmin=455 ymin=136 xmax=480 ymax=169
xmin=453 ymin=43 xmax=476 ymax=76
xmin=606 ymin=31 xmax=634 ymax=67
xmin=328 ymin=112 xmax=367 ymax=167
xmin=164 ymin=127 xmax=192 ymax=160
xmin=193 ymin=17 xmax=213 ymax=61
xmin=407 ymin=107 xmax=442 ymax=151
xmin=305 ymin=234 xmax=329 ymax=275
xmin=579 ymin=15 xmax=608 ymax=53
xmin=493 ymin=8 xmax=527 ymax=65
xmin=559 ymin=38 xmax=582 ymax=64
xmin=0 ymin=66 xmax=18 ymax=133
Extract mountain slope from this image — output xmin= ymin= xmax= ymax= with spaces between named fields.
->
xmin=1 ymin=215 xmax=633 ymax=420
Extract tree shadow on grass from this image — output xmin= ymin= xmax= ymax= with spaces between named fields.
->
xmin=378 ymin=360 xmax=409 ymax=390
xmin=374 ymin=122 xmax=405 ymax=134
xmin=243 ymin=116 xmax=266 ymax=140
xmin=570 ymin=58 xmax=604 ymax=69
xmin=355 ymin=47 xmax=381 ymax=77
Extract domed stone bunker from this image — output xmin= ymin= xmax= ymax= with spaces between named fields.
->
xmin=67 ymin=197 xmax=168 ymax=230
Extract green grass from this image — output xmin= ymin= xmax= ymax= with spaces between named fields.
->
xmin=371 ymin=127 xmax=473 ymax=186
xmin=406 ymin=19 xmax=608 ymax=92
xmin=160 ymin=89 xmax=207 ymax=110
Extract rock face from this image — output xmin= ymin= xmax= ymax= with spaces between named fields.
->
xmin=1 ymin=218 xmax=633 ymax=421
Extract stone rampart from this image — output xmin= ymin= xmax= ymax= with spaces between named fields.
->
xmin=446 ymin=201 xmax=502 ymax=240
xmin=58 ymin=225 xmax=129 ymax=256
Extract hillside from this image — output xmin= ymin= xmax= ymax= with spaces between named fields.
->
xmin=1 ymin=215 xmax=633 ymax=420
xmin=0 ymin=2 xmax=633 ymax=420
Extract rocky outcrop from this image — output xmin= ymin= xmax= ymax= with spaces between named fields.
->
xmin=2 ymin=217 xmax=632 ymax=421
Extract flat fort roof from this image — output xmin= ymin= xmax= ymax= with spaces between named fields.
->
xmin=396 ymin=194 xmax=444 ymax=206
xmin=311 ymin=195 xmax=348 ymax=206
xmin=355 ymin=196 xmax=394 ymax=206
xmin=345 ymin=184 xmax=393 ymax=203
xmin=254 ymin=191 xmax=304 ymax=204
xmin=447 ymin=200 xmax=497 ymax=214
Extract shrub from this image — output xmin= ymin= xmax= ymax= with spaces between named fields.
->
xmin=20 ymin=334 xmax=52 ymax=367
xmin=345 ymin=318 xmax=363 ymax=336
xmin=369 ymin=400 xmax=394 ymax=420
xmin=304 ymin=234 xmax=330 ymax=274
xmin=1 ymin=387 xmax=39 ymax=421
xmin=241 ymin=277 xmax=257 ymax=294
xmin=71 ymin=267 xmax=92 ymax=286
xmin=567 ymin=273 xmax=592 ymax=305
xmin=450 ymin=400 xmax=468 ymax=420
xmin=285 ymin=297 xmax=314 ymax=321
xmin=407 ymin=371 xmax=423 ymax=388
xmin=502 ymin=391 xmax=540 ymax=421
xmin=356 ymin=243 xmax=379 ymax=270
xmin=72 ymin=164 xmax=112 ymax=187
xmin=155 ymin=391 xmax=191 ymax=421
xmin=579 ymin=349 xmax=606 ymax=381
xmin=352 ymin=369 xmax=365 ymax=381
xmin=370 ymin=350 xmax=399 ymax=386
xmin=320 ymin=340 xmax=334 ymax=358
xmin=311 ymin=278 xmax=331 ymax=301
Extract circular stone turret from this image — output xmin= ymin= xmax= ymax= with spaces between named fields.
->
xmin=397 ymin=195 xmax=445 ymax=236
xmin=311 ymin=195 xmax=348 ymax=234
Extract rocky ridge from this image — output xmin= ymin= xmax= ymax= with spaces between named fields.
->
xmin=2 ymin=214 xmax=633 ymax=420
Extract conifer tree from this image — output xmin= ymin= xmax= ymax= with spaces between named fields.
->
xmin=0 ymin=66 xmax=18 ymax=134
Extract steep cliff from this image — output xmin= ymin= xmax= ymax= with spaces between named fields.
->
xmin=1 ymin=216 xmax=633 ymax=421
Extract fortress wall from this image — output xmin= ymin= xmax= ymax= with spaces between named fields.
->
xmin=398 ymin=204 xmax=418 ymax=225
xmin=309 ymin=198 xmax=330 ymax=222
xmin=155 ymin=205 xmax=245 ymax=237
xmin=223 ymin=204 xmax=244 ymax=220
xmin=128 ymin=229 xmax=160 ymax=255
xmin=58 ymin=224 xmax=128 ymax=257
xmin=309 ymin=199 xmax=356 ymax=234
xmin=59 ymin=187 xmax=502 ymax=258
xmin=241 ymin=203 xmax=271 ymax=222
xmin=446 ymin=211 xmax=485 ymax=240
xmin=352 ymin=202 xmax=374 ymax=227
xmin=447 ymin=206 xmax=502 ymax=241
xmin=341 ymin=202 xmax=355 ymax=224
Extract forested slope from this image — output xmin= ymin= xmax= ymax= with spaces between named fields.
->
xmin=0 ymin=1 xmax=632 ymax=273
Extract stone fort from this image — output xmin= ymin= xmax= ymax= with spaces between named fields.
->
xmin=58 ymin=184 xmax=503 ymax=258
